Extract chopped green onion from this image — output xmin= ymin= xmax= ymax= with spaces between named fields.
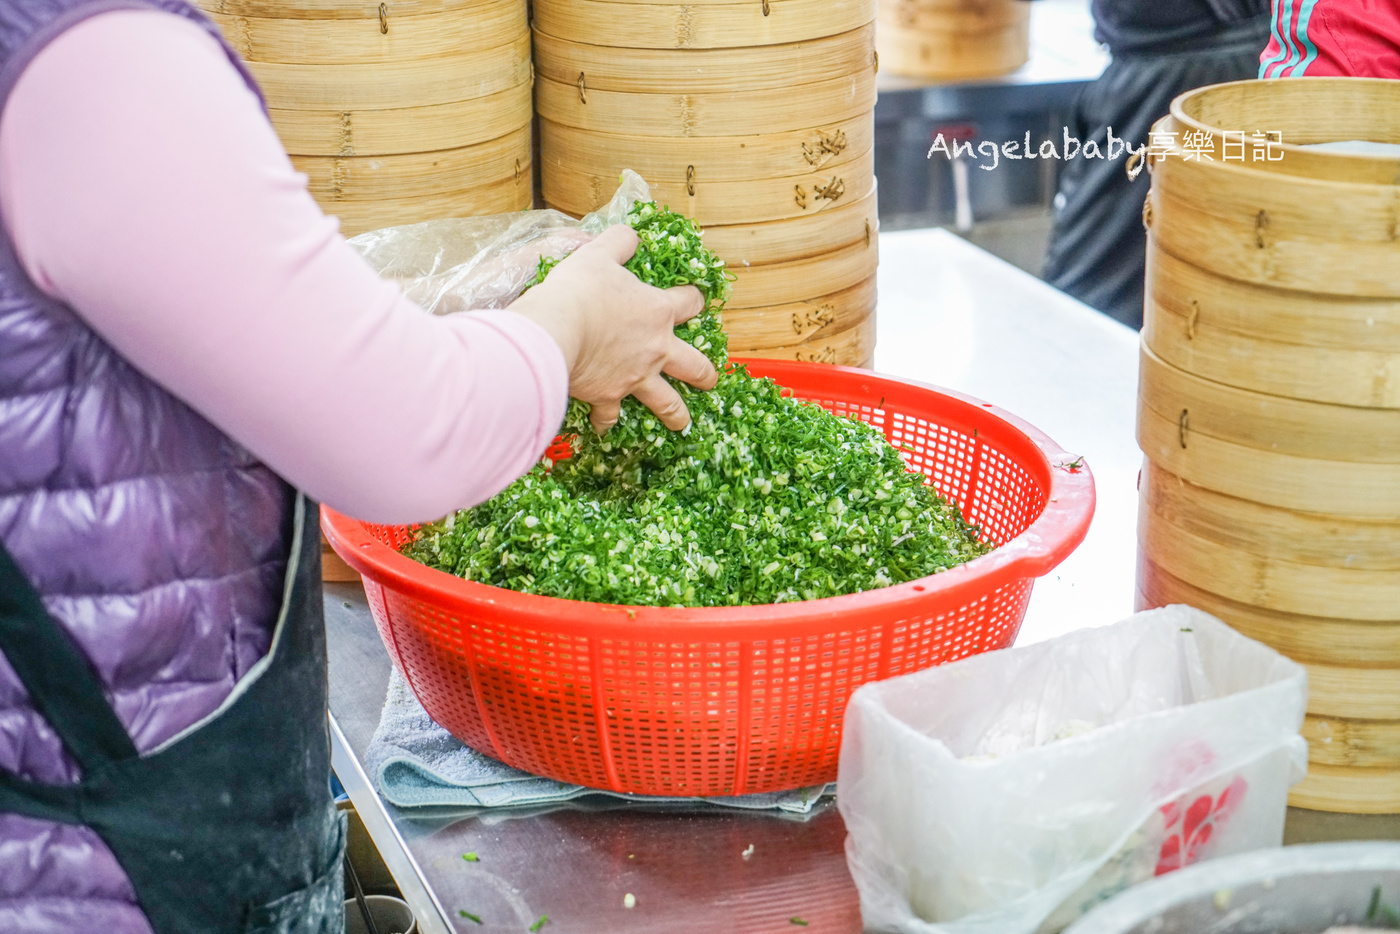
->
xmin=790 ymin=918 xmax=809 ymax=927
xmin=462 ymin=852 xmax=479 ymax=862
xmin=458 ymin=910 xmax=482 ymax=924
xmin=530 ymin=915 xmax=549 ymax=932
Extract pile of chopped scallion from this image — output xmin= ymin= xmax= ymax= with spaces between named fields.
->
xmin=401 ymin=201 xmax=990 ymax=606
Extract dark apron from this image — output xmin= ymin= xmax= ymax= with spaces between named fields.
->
xmin=0 ymin=494 xmax=345 ymax=934
xmin=1042 ymin=15 xmax=1272 ymax=329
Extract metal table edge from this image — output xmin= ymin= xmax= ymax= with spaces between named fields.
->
xmin=330 ymin=712 xmax=455 ymax=934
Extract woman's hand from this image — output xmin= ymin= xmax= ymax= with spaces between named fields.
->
xmin=508 ymin=224 xmax=719 ymax=434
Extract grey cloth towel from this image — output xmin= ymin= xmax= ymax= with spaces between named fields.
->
xmin=365 ymin=668 xmax=834 ymax=813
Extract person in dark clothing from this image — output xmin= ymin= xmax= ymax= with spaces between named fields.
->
xmin=1042 ymin=0 xmax=1272 ymax=328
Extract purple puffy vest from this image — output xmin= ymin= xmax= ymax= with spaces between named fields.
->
xmin=0 ymin=1 xmax=293 ymax=929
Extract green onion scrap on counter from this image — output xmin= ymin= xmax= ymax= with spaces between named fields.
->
xmin=401 ymin=201 xmax=990 ymax=607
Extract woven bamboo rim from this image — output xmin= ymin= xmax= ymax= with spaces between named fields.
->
xmin=533 ymin=24 xmax=874 ymax=92
xmin=1164 ymin=78 xmax=1400 ymax=184
xmin=878 ymin=0 xmax=1029 ymax=30
xmin=1136 ymin=557 xmax=1400 ymax=669
xmin=723 ymin=276 xmax=875 ymax=349
xmin=539 ymin=116 xmax=873 ymax=186
xmin=1146 ymin=148 xmax=1400 ymax=297
xmin=727 ymin=235 xmax=878 ymax=308
xmin=1138 ymin=343 xmax=1400 ymax=463
xmin=1138 ymin=500 xmax=1400 ymax=622
xmin=734 ymin=312 xmax=876 ymax=367
xmin=1140 ymin=461 xmax=1400 ymax=573
xmin=1289 ymin=763 xmax=1400 ymax=814
xmin=205 ymin=0 xmax=523 ymax=64
xmin=545 ymin=150 xmax=873 ymax=226
xmin=243 ymin=35 xmax=530 ymax=111
xmin=326 ymin=172 xmax=532 ymax=237
xmin=535 ymin=69 xmax=876 ymax=138
xmin=1303 ymin=715 xmax=1400 ymax=769
xmin=269 ymin=82 xmax=532 ymax=156
xmin=1309 ymin=663 xmax=1400 ymax=722
xmin=1145 ymin=251 xmax=1400 ymax=409
xmin=1146 ymin=243 xmax=1400 ymax=352
xmin=202 ymin=0 xmax=481 ymax=19
xmin=533 ymin=0 xmax=875 ymax=49
xmin=702 ymin=186 xmax=878 ymax=266
xmin=292 ymin=125 xmax=531 ymax=201
xmin=1137 ymin=403 xmax=1400 ymax=519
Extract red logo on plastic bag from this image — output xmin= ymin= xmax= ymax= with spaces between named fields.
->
xmin=1154 ymin=775 xmax=1247 ymax=876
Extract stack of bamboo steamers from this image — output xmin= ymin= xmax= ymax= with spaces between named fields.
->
xmin=1135 ymin=79 xmax=1400 ymax=815
xmin=198 ymin=0 xmax=533 ymax=236
xmin=533 ymin=0 xmax=881 ymax=367
xmin=877 ymin=0 xmax=1029 ymax=80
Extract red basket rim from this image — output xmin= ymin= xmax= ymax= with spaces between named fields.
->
xmin=322 ymin=360 xmax=1095 ymax=632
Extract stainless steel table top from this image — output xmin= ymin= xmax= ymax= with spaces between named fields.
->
xmin=328 ymin=228 xmax=1149 ymax=934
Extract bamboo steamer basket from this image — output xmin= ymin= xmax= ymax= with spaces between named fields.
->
xmin=242 ymin=36 xmax=531 ymax=111
xmin=544 ymin=149 xmax=874 ymax=226
xmin=722 ymin=277 xmax=875 ymax=350
xmin=534 ymin=68 xmax=877 ymax=137
xmin=733 ymin=311 xmax=876 ymax=367
xmin=1138 ymin=344 xmax=1400 ymax=464
xmin=727 ymin=234 xmax=878 ymax=308
xmin=318 ymin=166 xmax=532 ymax=236
xmin=207 ymin=0 xmax=480 ymax=19
xmin=1137 ymin=555 xmax=1400 ymax=670
xmin=701 ymin=185 xmax=878 ymax=266
xmin=876 ymin=0 xmax=1029 ymax=80
xmin=533 ymin=0 xmax=876 ymax=49
xmin=534 ymin=24 xmax=876 ymax=92
xmin=1289 ymin=765 xmax=1400 ymax=815
xmin=268 ymin=84 xmax=532 ymax=157
xmin=292 ymin=125 xmax=531 ymax=202
xmin=548 ymin=185 xmax=878 ymax=266
xmin=207 ymin=0 xmax=522 ymax=63
xmin=1302 ymin=716 xmax=1400 ymax=769
xmin=1144 ymin=246 xmax=1400 ymax=409
xmin=538 ymin=116 xmax=873 ymax=186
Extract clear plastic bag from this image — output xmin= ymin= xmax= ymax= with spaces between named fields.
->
xmin=346 ymin=171 xmax=650 ymax=314
xmin=837 ymin=606 xmax=1309 ymax=934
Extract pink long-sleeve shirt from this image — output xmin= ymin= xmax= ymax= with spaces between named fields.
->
xmin=0 ymin=9 xmax=569 ymax=524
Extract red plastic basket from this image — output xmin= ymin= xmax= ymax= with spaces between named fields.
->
xmin=323 ymin=360 xmax=1094 ymax=796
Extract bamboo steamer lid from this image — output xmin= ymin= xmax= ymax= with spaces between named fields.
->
xmin=1137 ymin=555 xmax=1400 ymax=669
xmin=876 ymin=0 xmax=1029 ymax=80
xmin=533 ymin=24 xmax=875 ymax=93
xmin=544 ymin=149 xmax=873 ymax=226
xmin=241 ymin=35 xmax=531 ymax=111
xmin=727 ymin=234 xmax=878 ymax=308
xmin=703 ymin=186 xmax=877 ymax=266
xmin=533 ymin=0 xmax=876 ymax=49
xmin=268 ymin=81 xmax=532 ymax=156
xmin=1144 ymin=246 xmax=1400 ymax=409
xmin=722 ymin=276 xmax=875 ymax=349
xmin=539 ymin=116 xmax=873 ymax=186
xmin=1136 ymin=399 xmax=1400 ymax=518
xmin=205 ymin=0 xmax=523 ymax=64
xmin=292 ymin=124 xmax=531 ymax=201
xmin=535 ymin=68 xmax=876 ymax=138
xmin=1139 ymin=497 xmax=1400 ymax=623
xmin=1140 ymin=461 xmax=1400 ymax=573
xmin=1165 ymin=78 xmax=1400 ymax=184
xmin=1289 ymin=764 xmax=1400 ymax=814
xmin=1146 ymin=152 xmax=1400 ymax=298
xmin=324 ymin=170 xmax=533 ymax=237
xmin=732 ymin=311 xmax=876 ymax=367
xmin=1138 ymin=344 xmax=1400 ymax=463
xmin=1303 ymin=715 xmax=1400 ymax=769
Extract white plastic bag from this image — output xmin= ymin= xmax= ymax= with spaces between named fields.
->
xmin=837 ymin=606 xmax=1308 ymax=934
xmin=347 ymin=170 xmax=650 ymax=314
